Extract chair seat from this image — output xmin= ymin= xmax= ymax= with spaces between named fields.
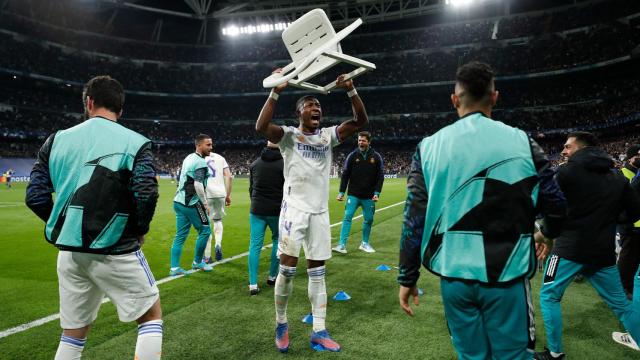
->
xmin=262 ymin=8 xmax=376 ymax=94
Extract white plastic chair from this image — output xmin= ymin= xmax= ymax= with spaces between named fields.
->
xmin=262 ymin=9 xmax=376 ymax=94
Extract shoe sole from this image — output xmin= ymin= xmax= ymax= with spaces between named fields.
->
xmin=612 ymin=333 xmax=640 ymax=350
xmin=310 ymin=342 xmax=341 ymax=352
xmin=169 ymin=269 xmax=188 ymax=276
xmin=193 ymin=267 xmax=213 ymax=272
xmin=332 ymin=248 xmax=347 ymax=254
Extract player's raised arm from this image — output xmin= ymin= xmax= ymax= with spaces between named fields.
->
xmin=335 ymin=75 xmax=368 ymax=141
xmin=256 ymin=69 xmax=287 ymax=143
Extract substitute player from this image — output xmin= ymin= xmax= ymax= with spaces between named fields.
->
xmin=170 ymin=134 xmax=214 ymax=276
xmin=203 ymin=148 xmax=232 ymax=263
xmin=333 ymin=131 xmax=384 ymax=254
xmin=256 ymin=71 xmax=368 ymax=353
xmin=26 ymin=75 xmax=162 ymax=360
xmin=398 ymin=62 xmax=567 ymax=360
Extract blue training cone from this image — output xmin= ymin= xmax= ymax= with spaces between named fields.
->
xmin=333 ymin=291 xmax=351 ymax=301
xmin=302 ymin=313 xmax=313 ymax=324
xmin=376 ymin=264 xmax=392 ymax=271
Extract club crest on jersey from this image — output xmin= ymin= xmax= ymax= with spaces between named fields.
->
xmin=297 ymin=135 xmax=306 ymax=143
xmin=320 ymin=131 xmax=330 ymax=145
xmin=356 ymin=158 xmax=360 ymax=162
xmin=370 ymin=157 xmax=375 ymax=164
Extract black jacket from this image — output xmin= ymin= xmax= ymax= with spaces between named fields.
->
xmin=554 ymin=147 xmax=640 ymax=266
xmin=339 ymin=147 xmax=384 ymax=199
xmin=249 ymin=147 xmax=284 ymax=216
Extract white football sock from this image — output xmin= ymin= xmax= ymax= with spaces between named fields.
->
xmin=135 ymin=320 xmax=163 ymax=360
xmin=204 ymin=235 xmax=212 ymax=258
xmin=55 ymin=334 xmax=86 ymax=360
xmin=213 ymin=220 xmax=223 ymax=248
xmin=308 ymin=266 xmax=327 ymax=332
xmin=275 ymin=265 xmax=296 ymax=324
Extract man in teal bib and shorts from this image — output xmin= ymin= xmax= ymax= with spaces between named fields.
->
xmin=397 ymin=62 xmax=567 ymax=360
xmin=170 ymin=134 xmax=214 ymax=276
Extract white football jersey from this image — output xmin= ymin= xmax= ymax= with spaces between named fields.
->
xmin=278 ymin=125 xmax=341 ymax=213
xmin=204 ymin=153 xmax=229 ymax=198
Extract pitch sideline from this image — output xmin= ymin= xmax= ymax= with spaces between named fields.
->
xmin=0 ymin=200 xmax=405 ymax=339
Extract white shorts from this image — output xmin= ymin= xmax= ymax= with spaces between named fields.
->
xmin=207 ymin=197 xmax=226 ymax=221
xmin=57 ymin=250 xmax=159 ymax=329
xmin=278 ymin=202 xmax=332 ymax=261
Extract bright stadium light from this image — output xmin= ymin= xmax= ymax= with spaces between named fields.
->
xmin=445 ymin=0 xmax=477 ymax=7
xmin=221 ymin=22 xmax=292 ymax=37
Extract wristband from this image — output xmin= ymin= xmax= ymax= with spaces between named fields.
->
xmin=347 ymin=88 xmax=358 ymax=98
xmin=269 ymin=90 xmax=279 ymax=101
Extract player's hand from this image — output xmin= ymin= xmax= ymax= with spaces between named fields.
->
xmin=399 ymin=285 xmax=419 ymax=317
xmin=335 ymin=74 xmax=354 ymax=91
xmin=272 ymin=68 xmax=288 ymax=93
xmin=225 ymin=195 xmax=231 ymax=206
xmin=372 ymin=195 xmax=379 ymax=202
xmin=535 ymin=242 xmax=550 ymax=261
xmin=336 ymin=194 xmax=344 ymax=201
xmin=205 ymin=205 xmax=211 ymax=216
xmin=534 ymin=231 xmax=552 ymax=260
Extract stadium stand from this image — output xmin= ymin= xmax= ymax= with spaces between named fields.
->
xmin=1 ymin=0 xmax=639 ymax=177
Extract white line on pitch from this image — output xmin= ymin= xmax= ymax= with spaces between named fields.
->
xmin=0 ymin=200 xmax=404 ymax=339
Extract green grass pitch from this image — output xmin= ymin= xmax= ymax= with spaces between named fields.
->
xmin=0 ymin=179 xmax=637 ymax=359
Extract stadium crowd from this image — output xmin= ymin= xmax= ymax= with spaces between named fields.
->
xmin=0 ymin=22 xmax=637 ymax=94
xmin=4 ymin=0 xmax=640 ymax=357
xmin=0 ymin=0 xmax=638 ymax=177
xmin=3 ymin=70 xmax=639 ymax=120
xmin=2 ymin=85 xmax=639 ymax=144
xmin=3 ymin=105 xmax=639 ymax=176
xmin=0 ymin=0 xmax=637 ymax=63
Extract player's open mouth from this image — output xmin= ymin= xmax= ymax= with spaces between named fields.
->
xmin=311 ymin=114 xmax=321 ymax=120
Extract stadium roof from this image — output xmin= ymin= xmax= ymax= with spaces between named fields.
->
xmin=0 ymin=0 xmax=595 ymax=44
xmin=102 ymin=0 xmax=447 ymax=25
